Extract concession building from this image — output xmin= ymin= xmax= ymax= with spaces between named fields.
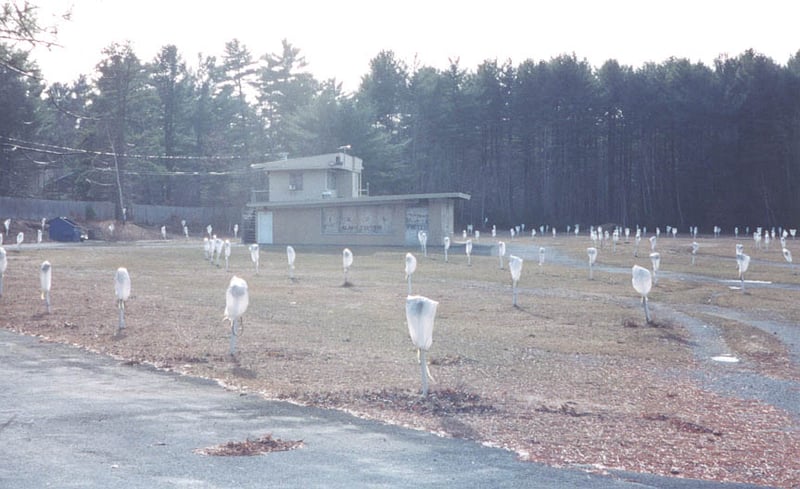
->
xmin=245 ymin=152 xmax=469 ymax=246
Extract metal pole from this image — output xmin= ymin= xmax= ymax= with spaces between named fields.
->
xmin=118 ymin=303 xmax=125 ymax=331
xmin=230 ymin=319 xmax=238 ymax=355
xmin=420 ymin=350 xmax=428 ymax=397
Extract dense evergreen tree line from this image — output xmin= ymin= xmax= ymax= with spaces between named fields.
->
xmin=367 ymin=51 xmax=800 ymax=231
xmin=1 ymin=6 xmax=798 ymax=229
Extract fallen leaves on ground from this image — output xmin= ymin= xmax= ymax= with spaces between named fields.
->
xmin=195 ymin=434 xmax=303 ymax=456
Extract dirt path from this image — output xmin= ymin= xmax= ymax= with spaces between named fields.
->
xmin=661 ymin=306 xmax=800 ymax=419
xmin=688 ymin=305 xmax=800 ymax=364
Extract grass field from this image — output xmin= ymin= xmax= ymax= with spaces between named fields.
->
xmin=1 ymin=231 xmax=799 ymax=487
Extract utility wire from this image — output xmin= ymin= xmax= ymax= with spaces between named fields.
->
xmin=0 ymin=135 xmax=254 ymax=161
xmin=1 ymin=136 xmax=262 ymax=176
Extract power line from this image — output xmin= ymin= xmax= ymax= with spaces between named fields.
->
xmin=89 ymin=166 xmax=252 ymax=177
xmin=1 ymin=136 xmax=265 ymax=177
xmin=0 ymin=136 xmax=255 ymax=162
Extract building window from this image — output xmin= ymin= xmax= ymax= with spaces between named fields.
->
xmin=327 ymin=170 xmax=337 ymax=190
xmin=289 ymin=172 xmax=303 ymax=191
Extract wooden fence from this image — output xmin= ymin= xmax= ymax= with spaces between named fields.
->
xmin=0 ymin=196 xmax=114 ymax=221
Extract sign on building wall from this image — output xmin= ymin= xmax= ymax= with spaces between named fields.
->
xmin=405 ymin=206 xmax=429 ymax=245
xmin=322 ymin=206 xmax=393 ymax=234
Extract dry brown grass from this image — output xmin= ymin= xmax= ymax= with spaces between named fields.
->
xmin=1 ymin=232 xmax=799 ymax=487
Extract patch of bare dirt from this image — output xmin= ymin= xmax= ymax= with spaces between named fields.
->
xmin=92 ymin=220 xmax=163 ymax=241
xmin=288 ymin=387 xmax=497 ymax=417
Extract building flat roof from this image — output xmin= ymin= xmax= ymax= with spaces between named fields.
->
xmin=247 ymin=192 xmax=470 ymax=209
xmin=250 ymin=152 xmax=363 ymax=172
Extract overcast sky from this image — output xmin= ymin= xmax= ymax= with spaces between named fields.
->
xmin=30 ymin=0 xmax=800 ymax=92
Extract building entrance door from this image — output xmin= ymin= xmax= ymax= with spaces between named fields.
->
xmin=256 ymin=211 xmax=273 ymax=244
